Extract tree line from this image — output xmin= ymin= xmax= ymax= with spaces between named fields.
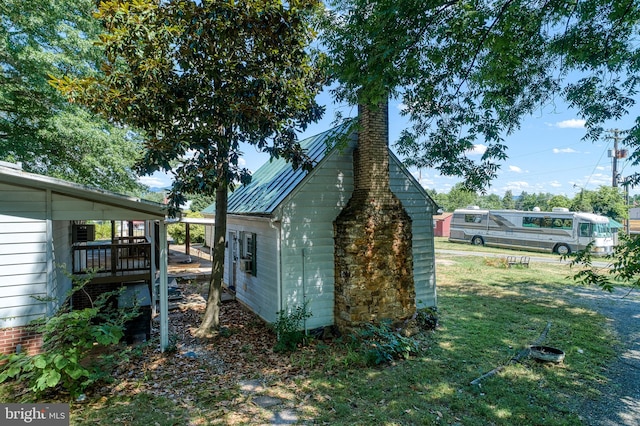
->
xmin=431 ymin=183 xmax=635 ymax=221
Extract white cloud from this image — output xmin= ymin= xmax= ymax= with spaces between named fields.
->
xmin=552 ymin=147 xmax=578 ymax=154
xmin=411 ymin=170 xmax=436 ymax=189
xmin=466 ymin=144 xmax=487 ymax=156
xmin=504 ymin=181 xmax=530 ymax=192
xmin=549 ymin=181 xmax=562 ymax=188
xmin=556 ymin=119 xmax=586 ymax=129
xmin=238 ymin=157 xmax=246 ymax=167
xmin=508 ymin=165 xmax=522 ymax=173
xmin=138 ymin=173 xmax=172 ymax=188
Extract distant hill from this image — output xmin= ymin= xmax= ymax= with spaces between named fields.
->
xmin=147 ymin=186 xmax=169 ymax=193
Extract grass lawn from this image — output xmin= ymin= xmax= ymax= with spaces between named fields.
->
xmin=0 ymin=251 xmax=617 ymax=425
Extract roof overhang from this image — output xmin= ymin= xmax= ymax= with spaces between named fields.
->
xmin=0 ymin=165 xmax=167 ymax=220
xmin=180 ymin=217 xmax=216 ymax=225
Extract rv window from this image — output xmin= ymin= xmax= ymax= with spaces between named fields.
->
xmin=523 ymin=217 xmax=541 ymax=228
xmin=579 ymin=223 xmax=591 ymax=237
xmin=524 ymin=216 xmax=573 ymax=229
xmin=464 ymin=214 xmax=482 ymax=223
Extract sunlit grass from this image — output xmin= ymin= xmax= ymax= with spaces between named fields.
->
xmin=295 ymin=254 xmax=616 ymax=425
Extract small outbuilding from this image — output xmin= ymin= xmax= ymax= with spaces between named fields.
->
xmin=433 ymin=212 xmax=453 ymax=237
xmin=0 ymin=162 xmax=171 ymax=354
xmin=203 ymin=124 xmax=438 ymax=331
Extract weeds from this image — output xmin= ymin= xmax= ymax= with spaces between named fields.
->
xmin=357 ymin=320 xmax=421 ymax=365
xmin=0 ymin=273 xmax=139 ymax=399
xmin=272 ymin=302 xmax=312 ymax=353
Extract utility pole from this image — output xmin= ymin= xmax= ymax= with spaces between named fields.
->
xmin=607 ymin=129 xmax=626 ymax=187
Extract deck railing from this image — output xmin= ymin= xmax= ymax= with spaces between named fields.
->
xmin=72 ymin=236 xmax=151 ymax=275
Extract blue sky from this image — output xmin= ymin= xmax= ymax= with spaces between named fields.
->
xmin=139 ymin=89 xmax=640 ymax=197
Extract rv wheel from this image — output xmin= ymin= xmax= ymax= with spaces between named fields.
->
xmin=471 ymin=236 xmax=484 ymax=246
xmin=555 ymin=244 xmax=570 ymax=255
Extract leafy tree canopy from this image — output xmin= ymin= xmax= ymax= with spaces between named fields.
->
xmin=322 ymin=0 xmax=640 ymax=191
xmin=0 ymin=0 xmax=143 ymax=193
xmin=573 ymin=186 xmax=627 ymax=218
xmin=502 ymin=190 xmax=515 ymax=209
xmin=548 ymin=194 xmax=572 ymax=209
xmin=54 ymin=0 xmax=325 ymax=212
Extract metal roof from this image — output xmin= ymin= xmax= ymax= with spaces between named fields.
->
xmin=203 ymin=123 xmax=354 ymax=215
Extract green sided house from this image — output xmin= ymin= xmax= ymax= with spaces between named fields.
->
xmin=0 ymin=162 xmax=171 ymax=355
xmin=203 ymin=124 xmax=438 ymax=331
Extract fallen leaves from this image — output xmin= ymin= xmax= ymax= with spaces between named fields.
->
xmin=94 ymin=281 xmax=297 ymax=407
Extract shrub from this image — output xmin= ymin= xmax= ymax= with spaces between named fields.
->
xmin=0 ymin=274 xmax=139 ymax=399
xmin=93 ymin=221 xmax=113 ymax=240
xmin=272 ymin=302 xmax=312 ymax=353
xmin=357 ymin=320 xmax=420 ymax=366
xmin=415 ymin=307 xmax=438 ymax=331
xmin=168 ymin=212 xmax=205 ymax=244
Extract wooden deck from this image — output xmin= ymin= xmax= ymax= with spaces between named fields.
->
xmin=72 ymin=236 xmax=152 ymax=282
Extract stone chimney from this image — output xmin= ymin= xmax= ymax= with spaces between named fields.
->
xmin=333 ymin=102 xmax=415 ymax=332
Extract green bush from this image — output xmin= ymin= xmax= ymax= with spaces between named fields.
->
xmin=415 ymin=307 xmax=438 ymax=331
xmin=357 ymin=320 xmax=420 ymax=366
xmin=0 ymin=275 xmax=139 ymax=399
xmin=272 ymin=302 xmax=312 ymax=353
xmin=167 ymin=212 xmax=205 ymax=244
xmin=93 ymin=222 xmax=112 ymax=240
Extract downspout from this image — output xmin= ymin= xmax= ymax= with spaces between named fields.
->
xmin=270 ymin=219 xmax=282 ymax=318
xmin=302 ymin=248 xmax=307 ymax=334
xmin=149 ymin=220 xmax=157 ymax=317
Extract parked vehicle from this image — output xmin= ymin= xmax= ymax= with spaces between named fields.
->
xmin=448 ymin=207 xmax=614 ymax=255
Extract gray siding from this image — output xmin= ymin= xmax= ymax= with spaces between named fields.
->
xmin=0 ymin=184 xmax=49 ymax=327
xmin=225 ymin=217 xmax=279 ymax=323
xmin=51 ymin=221 xmax=73 ymax=315
xmin=389 ymin=157 xmax=437 ymax=308
xmin=275 ymin=150 xmax=354 ymax=330
xmin=274 ymin=150 xmax=437 ymax=329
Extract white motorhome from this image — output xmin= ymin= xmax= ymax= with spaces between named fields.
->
xmin=449 ymin=207 xmax=614 ymax=255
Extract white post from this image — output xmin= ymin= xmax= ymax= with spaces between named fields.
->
xmin=149 ymin=220 xmax=157 ymax=317
xmin=159 ymin=220 xmax=169 ymax=351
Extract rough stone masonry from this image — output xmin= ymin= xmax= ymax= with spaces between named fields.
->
xmin=333 ymin=102 xmax=415 ymax=332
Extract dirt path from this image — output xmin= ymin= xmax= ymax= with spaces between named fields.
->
xmin=564 ymin=286 xmax=640 ymax=426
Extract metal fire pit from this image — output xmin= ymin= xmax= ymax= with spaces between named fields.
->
xmin=529 ymin=345 xmax=565 ymax=363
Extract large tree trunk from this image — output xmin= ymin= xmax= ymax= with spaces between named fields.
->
xmin=195 ymin=181 xmax=228 ymax=337
xmin=333 ymin=101 xmax=415 ymax=332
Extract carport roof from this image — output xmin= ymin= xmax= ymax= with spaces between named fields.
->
xmin=0 ymin=163 xmax=167 ymax=220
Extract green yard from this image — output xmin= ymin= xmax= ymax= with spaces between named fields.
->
xmin=1 ymin=250 xmax=616 ymax=425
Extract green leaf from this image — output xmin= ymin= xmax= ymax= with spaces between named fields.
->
xmin=54 ymin=354 xmax=69 ymax=370
xmin=46 ymin=370 xmax=62 ymax=387
xmin=67 ymin=366 xmax=89 ymax=380
xmin=33 ymin=356 xmax=47 ymax=369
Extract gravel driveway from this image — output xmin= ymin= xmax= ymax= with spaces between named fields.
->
xmin=564 ymin=286 xmax=640 ymax=426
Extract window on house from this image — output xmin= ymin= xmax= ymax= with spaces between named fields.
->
xmin=240 ymin=231 xmax=257 ymax=276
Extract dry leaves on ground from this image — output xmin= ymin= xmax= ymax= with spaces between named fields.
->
xmin=96 ymin=281 xmax=308 ymax=405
